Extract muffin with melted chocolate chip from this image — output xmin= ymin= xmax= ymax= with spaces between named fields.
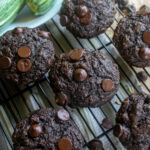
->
xmin=114 ymin=92 xmax=150 ymax=150
xmin=60 ymin=0 xmax=116 ymax=38
xmin=0 ymin=27 xmax=54 ymax=84
xmin=49 ymin=49 xmax=120 ymax=108
xmin=113 ymin=6 xmax=150 ymax=67
xmin=12 ymin=108 xmax=84 ymax=150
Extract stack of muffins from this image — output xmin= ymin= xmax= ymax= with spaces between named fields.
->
xmin=0 ymin=0 xmax=149 ymax=150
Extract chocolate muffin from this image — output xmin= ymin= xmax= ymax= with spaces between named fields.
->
xmin=0 ymin=27 xmax=54 ymax=84
xmin=49 ymin=49 xmax=120 ymax=108
xmin=114 ymin=92 xmax=150 ymax=150
xmin=12 ymin=108 xmax=84 ymax=150
xmin=60 ymin=0 xmax=116 ymax=38
xmin=113 ymin=6 xmax=150 ymax=67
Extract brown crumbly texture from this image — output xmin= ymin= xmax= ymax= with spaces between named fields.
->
xmin=60 ymin=0 xmax=116 ymax=38
xmin=49 ymin=49 xmax=120 ymax=108
xmin=0 ymin=27 xmax=54 ymax=84
xmin=113 ymin=12 xmax=150 ymax=67
xmin=12 ymin=108 xmax=84 ymax=150
xmin=114 ymin=92 xmax=150 ymax=150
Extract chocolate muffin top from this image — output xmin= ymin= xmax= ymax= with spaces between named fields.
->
xmin=114 ymin=92 xmax=150 ymax=150
xmin=49 ymin=49 xmax=120 ymax=108
xmin=113 ymin=6 xmax=150 ymax=67
xmin=12 ymin=108 xmax=84 ymax=150
xmin=0 ymin=27 xmax=54 ymax=84
xmin=60 ymin=0 xmax=116 ymax=38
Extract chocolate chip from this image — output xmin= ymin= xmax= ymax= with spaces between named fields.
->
xmin=139 ymin=47 xmax=150 ymax=60
xmin=143 ymin=31 xmax=150 ymax=44
xmin=14 ymin=27 xmax=23 ymax=34
xmin=39 ymin=31 xmax=50 ymax=39
xmin=17 ymin=59 xmax=32 ymax=73
xmin=138 ymin=5 xmax=150 ymax=16
xmin=55 ymin=93 xmax=67 ymax=106
xmin=76 ymin=4 xmax=88 ymax=17
xmin=0 ymin=56 xmax=12 ymax=69
xmin=102 ymin=79 xmax=114 ymax=92
xmin=60 ymin=15 xmax=69 ymax=26
xmin=58 ymin=137 xmax=72 ymax=150
xmin=18 ymin=46 xmax=31 ymax=58
xmin=28 ymin=124 xmax=42 ymax=137
xmin=88 ymin=139 xmax=103 ymax=150
xmin=69 ymin=49 xmax=84 ymax=61
xmin=56 ymin=109 xmax=70 ymax=121
xmin=137 ymin=71 xmax=148 ymax=82
xmin=80 ymin=12 xmax=93 ymax=25
xmin=113 ymin=124 xmax=123 ymax=138
xmin=74 ymin=68 xmax=87 ymax=82
xmin=102 ymin=118 xmax=113 ymax=129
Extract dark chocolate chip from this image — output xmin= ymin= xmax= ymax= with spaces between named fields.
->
xmin=76 ymin=4 xmax=88 ymax=17
xmin=18 ymin=46 xmax=31 ymax=58
xmin=58 ymin=137 xmax=72 ymax=150
xmin=137 ymin=71 xmax=148 ymax=82
xmin=74 ymin=68 xmax=87 ymax=82
xmin=28 ymin=124 xmax=42 ymax=137
xmin=14 ymin=27 xmax=24 ymax=34
xmin=69 ymin=49 xmax=84 ymax=61
xmin=39 ymin=31 xmax=51 ymax=39
xmin=139 ymin=47 xmax=150 ymax=60
xmin=17 ymin=59 xmax=32 ymax=73
xmin=55 ymin=93 xmax=67 ymax=106
xmin=80 ymin=12 xmax=93 ymax=25
xmin=0 ymin=56 xmax=12 ymax=69
xmin=60 ymin=15 xmax=69 ymax=26
xmin=143 ymin=31 xmax=150 ymax=44
xmin=102 ymin=118 xmax=113 ymax=129
xmin=88 ymin=139 xmax=103 ymax=150
xmin=56 ymin=109 xmax=70 ymax=121
xmin=102 ymin=79 xmax=114 ymax=92
xmin=113 ymin=124 xmax=123 ymax=138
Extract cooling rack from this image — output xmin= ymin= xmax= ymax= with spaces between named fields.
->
xmin=0 ymin=6 xmax=149 ymax=150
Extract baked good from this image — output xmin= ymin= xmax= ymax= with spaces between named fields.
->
xmin=113 ymin=6 xmax=150 ymax=67
xmin=114 ymin=92 xmax=150 ymax=150
xmin=12 ymin=108 xmax=84 ymax=150
xmin=49 ymin=49 xmax=120 ymax=108
xmin=0 ymin=27 xmax=54 ymax=84
xmin=60 ymin=0 xmax=116 ymax=38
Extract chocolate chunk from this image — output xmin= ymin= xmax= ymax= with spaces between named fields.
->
xmin=143 ymin=31 xmax=150 ymax=44
xmin=28 ymin=124 xmax=42 ymax=137
xmin=14 ymin=27 xmax=24 ymax=34
xmin=0 ymin=56 xmax=12 ymax=69
xmin=60 ymin=15 xmax=69 ymax=26
xmin=113 ymin=124 xmax=123 ymax=138
xmin=39 ymin=31 xmax=50 ymax=40
xmin=138 ymin=5 xmax=150 ymax=16
xmin=88 ymin=139 xmax=103 ymax=150
xmin=17 ymin=59 xmax=32 ymax=73
xmin=102 ymin=118 xmax=113 ymax=129
xmin=80 ymin=12 xmax=93 ymax=25
xmin=69 ymin=49 xmax=84 ymax=61
xmin=18 ymin=46 xmax=31 ymax=58
xmin=55 ymin=93 xmax=67 ymax=106
xmin=76 ymin=5 xmax=88 ymax=17
xmin=102 ymin=79 xmax=114 ymax=92
xmin=74 ymin=68 xmax=87 ymax=82
xmin=58 ymin=137 xmax=72 ymax=150
xmin=137 ymin=71 xmax=148 ymax=82
xmin=56 ymin=109 xmax=70 ymax=121
xmin=139 ymin=47 xmax=150 ymax=60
